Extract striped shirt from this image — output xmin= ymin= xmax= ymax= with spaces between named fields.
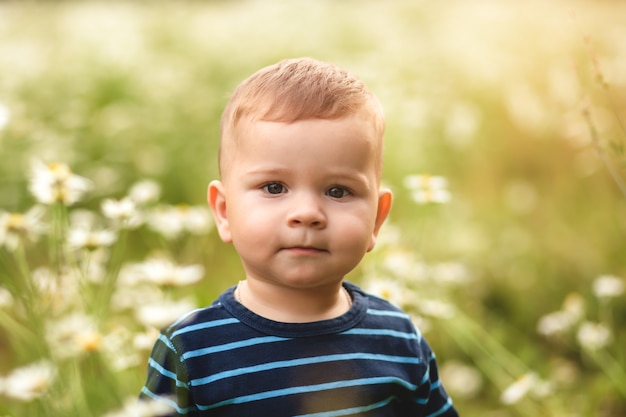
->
xmin=140 ymin=282 xmax=458 ymax=417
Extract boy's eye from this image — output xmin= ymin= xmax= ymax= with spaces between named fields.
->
xmin=263 ymin=183 xmax=285 ymax=194
xmin=327 ymin=186 xmax=349 ymax=199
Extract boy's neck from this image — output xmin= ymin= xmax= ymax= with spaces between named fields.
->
xmin=235 ymin=279 xmax=352 ymax=323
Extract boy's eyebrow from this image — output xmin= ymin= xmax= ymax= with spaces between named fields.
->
xmin=243 ymin=166 xmax=289 ymax=176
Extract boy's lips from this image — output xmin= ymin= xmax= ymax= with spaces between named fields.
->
xmin=281 ymin=246 xmax=328 ymax=255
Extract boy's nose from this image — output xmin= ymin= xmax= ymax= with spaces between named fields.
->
xmin=287 ymin=195 xmax=327 ymax=229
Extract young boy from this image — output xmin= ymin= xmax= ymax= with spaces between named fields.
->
xmin=140 ymin=58 xmax=459 ymax=417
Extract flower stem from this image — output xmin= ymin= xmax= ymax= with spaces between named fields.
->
xmin=582 ymin=107 xmax=626 ymax=199
xmin=585 ymin=348 xmax=626 ymax=398
xmin=95 ymin=227 xmax=128 ymax=321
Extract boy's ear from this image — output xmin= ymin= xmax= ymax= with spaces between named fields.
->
xmin=208 ymin=180 xmax=232 ymax=243
xmin=367 ymin=188 xmax=392 ymax=252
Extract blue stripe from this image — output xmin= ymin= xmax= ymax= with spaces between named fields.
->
xmin=140 ymin=386 xmax=197 ymax=415
xmin=426 ymin=397 xmax=454 ymax=417
xmin=147 ymin=358 xmax=188 ymax=388
xmin=184 ymin=329 xmax=417 ymax=361
xmin=294 ymin=395 xmax=397 ymax=417
xmin=158 ymin=334 xmax=176 ymax=352
xmin=367 ymin=309 xmax=410 ymax=319
xmin=197 ymin=376 xmax=418 ymax=410
xmin=191 ymin=353 xmax=422 ymax=386
xmin=183 ymin=335 xmax=289 ymax=360
xmin=341 ymin=328 xmax=418 ymax=340
xmin=172 ymin=318 xmax=239 ymax=338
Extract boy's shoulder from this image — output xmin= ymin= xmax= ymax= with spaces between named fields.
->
xmin=351 ymin=282 xmax=427 ymax=334
xmin=347 ymin=281 xmax=407 ymax=314
xmin=346 ymin=282 xmax=418 ymax=329
xmin=160 ymin=296 xmax=231 ymax=338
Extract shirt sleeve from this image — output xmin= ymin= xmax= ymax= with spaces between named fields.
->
xmin=139 ymin=332 xmax=196 ymax=416
xmin=418 ymin=345 xmax=459 ymax=417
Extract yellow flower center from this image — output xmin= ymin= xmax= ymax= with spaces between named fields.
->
xmin=7 ymin=213 xmax=26 ymax=233
xmin=78 ymin=331 xmax=102 ymax=352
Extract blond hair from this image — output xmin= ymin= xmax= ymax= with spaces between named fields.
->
xmin=218 ymin=57 xmax=385 ymax=175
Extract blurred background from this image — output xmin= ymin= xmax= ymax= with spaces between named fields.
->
xmin=0 ymin=1 xmax=625 ymax=416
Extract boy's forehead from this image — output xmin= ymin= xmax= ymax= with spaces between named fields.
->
xmin=219 ymin=114 xmax=383 ymax=180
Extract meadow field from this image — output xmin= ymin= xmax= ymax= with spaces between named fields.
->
xmin=0 ymin=1 xmax=625 ymax=416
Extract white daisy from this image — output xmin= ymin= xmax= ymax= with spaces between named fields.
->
xmin=103 ymin=396 xmax=173 ymax=417
xmin=0 ymin=286 xmax=14 ymax=308
xmin=147 ymin=204 xmax=213 ymax=239
xmin=45 ymin=313 xmax=102 ymax=359
xmin=67 ymin=227 xmax=117 ymax=251
xmin=28 ymin=160 xmax=91 ymax=206
xmin=135 ymin=298 xmax=196 ymax=328
xmin=592 ymin=275 xmax=624 ymax=299
xmin=440 ymin=360 xmax=483 ymax=399
xmin=135 ymin=256 xmax=204 ymax=287
xmin=577 ymin=321 xmax=612 ymax=351
xmin=537 ymin=310 xmax=577 ymax=337
xmin=2 ymin=360 xmax=56 ymax=402
xmin=500 ymin=373 xmax=539 ymax=404
xmin=403 ymin=174 xmax=451 ymax=204
xmin=0 ymin=102 xmax=10 ymax=130
xmin=129 ymin=179 xmax=161 ymax=205
xmin=101 ymin=197 xmax=142 ymax=228
xmin=0 ymin=206 xmax=46 ymax=251
xmin=364 ymin=278 xmax=407 ymax=307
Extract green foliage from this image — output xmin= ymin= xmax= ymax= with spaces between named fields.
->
xmin=0 ymin=1 xmax=625 ymax=416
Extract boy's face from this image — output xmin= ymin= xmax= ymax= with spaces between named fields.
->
xmin=208 ymin=115 xmax=391 ymax=291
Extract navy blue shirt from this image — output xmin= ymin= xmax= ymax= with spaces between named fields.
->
xmin=140 ymin=282 xmax=459 ymax=417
